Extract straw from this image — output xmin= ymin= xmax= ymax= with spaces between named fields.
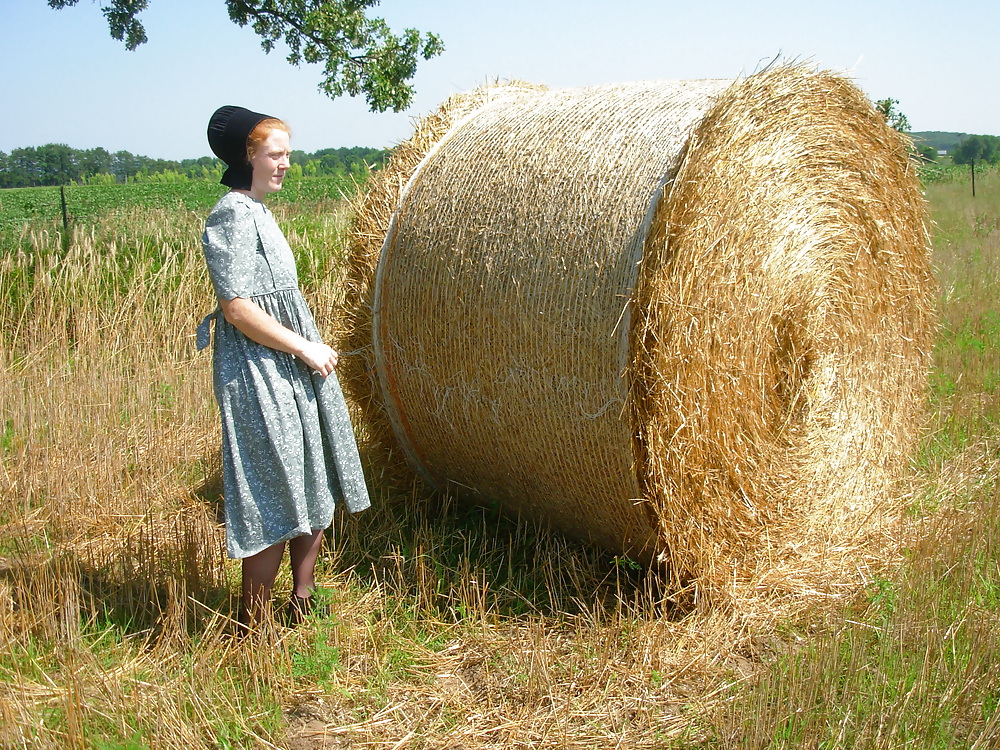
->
xmin=341 ymin=64 xmax=936 ymax=608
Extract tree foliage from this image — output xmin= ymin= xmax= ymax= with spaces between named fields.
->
xmin=875 ymin=97 xmax=910 ymax=133
xmin=47 ymin=0 xmax=443 ymax=112
xmin=952 ymin=134 xmax=1000 ymax=166
xmin=0 ymin=143 xmax=389 ymax=188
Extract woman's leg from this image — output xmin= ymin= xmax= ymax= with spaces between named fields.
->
xmin=240 ymin=541 xmax=286 ymax=628
xmin=288 ymin=528 xmax=326 ymax=599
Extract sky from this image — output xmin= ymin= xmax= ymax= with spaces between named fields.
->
xmin=2 ymin=0 xmax=998 ymax=161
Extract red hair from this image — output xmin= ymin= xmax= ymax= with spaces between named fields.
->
xmin=247 ymin=118 xmax=291 ymax=160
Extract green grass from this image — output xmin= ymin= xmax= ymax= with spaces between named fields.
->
xmin=708 ymin=487 xmax=1000 ymax=748
xmin=0 ymin=175 xmax=356 ymax=229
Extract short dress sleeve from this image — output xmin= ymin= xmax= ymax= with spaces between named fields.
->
xmin=202 ymin=196 xmax=257 ymax=301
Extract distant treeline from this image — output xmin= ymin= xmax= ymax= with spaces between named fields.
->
xmin=0 ymin=143 xmax=390 ymax=188
xmin=910 ymin=132 xmax=1000 ymax=165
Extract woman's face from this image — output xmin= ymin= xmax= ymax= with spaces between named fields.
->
xmin=248 ymin=128 xmax=291 ymax=199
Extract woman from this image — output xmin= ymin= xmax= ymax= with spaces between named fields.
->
xmin=197 ymin=105 xmax=370 ymax=631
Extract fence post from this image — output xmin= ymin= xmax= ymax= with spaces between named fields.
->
xmin=60 ymin=185 xmax=69 ymax=229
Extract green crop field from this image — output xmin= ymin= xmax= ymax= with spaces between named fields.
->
xmin=0 ymin=166 xmax=998 ymax=748
xmin=0 ymin=175 xmax=356 ymax=229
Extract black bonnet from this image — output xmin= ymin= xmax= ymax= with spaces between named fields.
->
xmin=207 ymin=105 xmax=273 ymax=190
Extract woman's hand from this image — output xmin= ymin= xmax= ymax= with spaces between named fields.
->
xmin=299 ymin=341 xmax=339 ymax=377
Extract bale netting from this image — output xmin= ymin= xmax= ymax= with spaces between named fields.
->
xmin=341 ymin=64 xmax=936 ymax=607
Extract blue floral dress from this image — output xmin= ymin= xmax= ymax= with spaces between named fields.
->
xmin=198 ymin=191 xmax=370 ymax=559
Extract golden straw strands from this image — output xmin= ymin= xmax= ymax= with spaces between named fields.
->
xmin=341 ymin=64 xmax=936 ymax=608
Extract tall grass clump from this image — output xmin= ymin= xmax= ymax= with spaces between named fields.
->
xmin=0 ymin=186 xmax=350 ymax=748
xmin=923 ymin=168 xmax=1000 ymax=465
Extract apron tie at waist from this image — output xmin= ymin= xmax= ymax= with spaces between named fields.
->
xmin=196 ymin=305 xmax=221 ymax=351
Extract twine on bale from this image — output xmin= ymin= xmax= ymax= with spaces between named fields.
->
xmin=340 ymin=64 xmax=936 ymax=609
xmin=339 ymin=81 xmax=547 ymax=492
xmin=345 ymin=77 xmax=733 ymax=557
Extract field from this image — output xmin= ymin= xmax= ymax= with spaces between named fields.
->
xmin=1 ymin=168 xmax=999 ymax=748
xmin=0 ymin=177 xmax=358 ymax=228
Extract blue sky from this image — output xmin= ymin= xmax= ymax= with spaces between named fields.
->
xmin=2 ymin=0 xmax=997 ymax=160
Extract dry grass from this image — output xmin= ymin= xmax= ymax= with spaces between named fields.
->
xmin=0 ymin=167 xmax=996 ymax=748
xmin=0 ymin=200 xmax=336 ymax=747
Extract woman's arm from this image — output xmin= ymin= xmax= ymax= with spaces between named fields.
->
xmin=220 ymin=296 xmax=339 ymax=377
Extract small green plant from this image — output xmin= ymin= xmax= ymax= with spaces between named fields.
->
xmin=867 ymin=575 xmax=898 ymax=623
xmin=291 ymin=613 xmax=345 ymax=691
xmin=1 ymin=418 xmax=17 ymax=453
xmin=90 ymin=731 xmax=148 ymax=750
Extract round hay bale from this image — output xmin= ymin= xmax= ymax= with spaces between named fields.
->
xmin=339 ymin=81 xmax=547 ymax=491
xmin=341 ymin=65 xmax=936 ymax=604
